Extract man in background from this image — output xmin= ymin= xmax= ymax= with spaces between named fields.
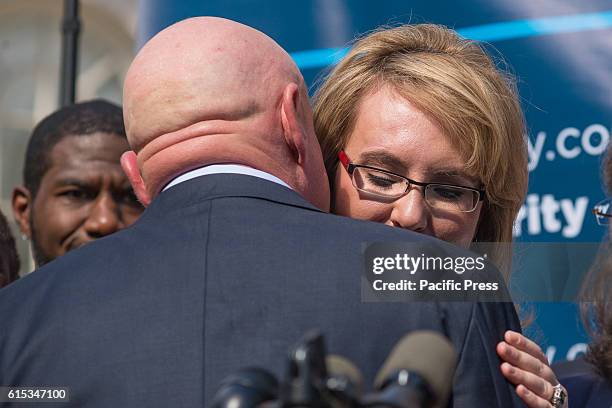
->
xmin=12 ymin=100 xmax=143 ymax=268
xmin=0 ymin=209 xmax=19 ymax=288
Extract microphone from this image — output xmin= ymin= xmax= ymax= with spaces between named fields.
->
xmin=366 ymin=331 xmax=457 ymax=408
xmin=325 ymin=355 xmax=364 ymax=407
xmin=210 ymin=367 xmax=279 ymax=408
xmin=279 ymin=330 xmax=329 ymax=406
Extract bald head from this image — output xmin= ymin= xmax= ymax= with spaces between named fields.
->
xmin=122 ymin=17 xmax=329 ymax=210
xmin=125 ymin=17 xmax=297 ymax=150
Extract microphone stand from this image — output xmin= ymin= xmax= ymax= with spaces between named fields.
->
xmin=59 ymin=0 xmax=81 ymax=106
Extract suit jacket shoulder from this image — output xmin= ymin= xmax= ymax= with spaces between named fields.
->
xmin=0 ymin=174 xmax=522 ymax=407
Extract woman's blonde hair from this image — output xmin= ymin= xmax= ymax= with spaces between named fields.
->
xmin=578 ymin=141 xmax=612 ymax=382
xmin=313 ymin=24 xmax=528 ymax=276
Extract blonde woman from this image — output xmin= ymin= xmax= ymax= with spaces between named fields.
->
xmin=314 ymin=24 xmax=567 ymax=408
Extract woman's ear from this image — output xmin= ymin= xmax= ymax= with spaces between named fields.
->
xmin=121 ymin=151 xmax=151 ymax=207
xmin=280 ymin=82 xmax=307 ymax=165
xmin=472 ymin=199 xmax=488 ymax=242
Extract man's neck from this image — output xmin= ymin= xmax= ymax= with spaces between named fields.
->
xmin=162 ymin=164 xmax=292 ymax=192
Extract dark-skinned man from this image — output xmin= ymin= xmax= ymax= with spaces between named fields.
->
xmin=12 ymin=99 xmax=143 ymax=268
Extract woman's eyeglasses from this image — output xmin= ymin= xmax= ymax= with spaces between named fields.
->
xmin=338 ymin=151 xmax=485 ymax=213
xmin=592 ymin=199 xmax=612 ymax=226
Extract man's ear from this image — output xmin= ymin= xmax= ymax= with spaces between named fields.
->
xmin=121 ymin=151 xmax=151 ymax=207
xmin=280 ymin=83 xmax=307 ymax=165
xmin=12 ymin=186 xmax=32 ymax=239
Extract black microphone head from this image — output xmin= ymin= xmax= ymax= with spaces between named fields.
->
xmin=325 ymin=354 xmax=364 ymax=398
xmin=280 ymin=330 xmax=329 ymax=405
xmin=211 ymin=367 xmax=278 ymax=408
xmin=374 ymin=331 xmax=457 ymax=408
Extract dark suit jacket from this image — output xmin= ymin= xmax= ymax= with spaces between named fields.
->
xmin=555 ymin=358 xmax=612 ymax=407
xmin=0 ymin=174 xmax=523 ymax=407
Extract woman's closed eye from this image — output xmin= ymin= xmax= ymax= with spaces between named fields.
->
xmin=366 ymin=173 xmax=400 ymax=189
xmin=431 ymin=186 xmax=466 ymax=200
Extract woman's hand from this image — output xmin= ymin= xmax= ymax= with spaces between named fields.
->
xmin=497 ymin=330 xmax=568 ymax=408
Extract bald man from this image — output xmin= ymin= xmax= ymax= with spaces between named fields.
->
xmin=0 ymin=17 xmax=521 ymax=407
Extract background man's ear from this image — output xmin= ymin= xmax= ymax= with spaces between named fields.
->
xmin=120 ymin=151 xmax=151 ymax=207
xmin=12 ymin=187 xmax=32 ymax=239
xmin=280 ymin=82 xmax=307 ymax=164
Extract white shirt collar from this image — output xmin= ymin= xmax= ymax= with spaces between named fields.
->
xmin=162 ymin=164 xmax=292 ymax=192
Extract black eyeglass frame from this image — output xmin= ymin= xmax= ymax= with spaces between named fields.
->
xmin=338 ymin=150 xmax=485 ymax=211
xmin=592 ymin=199 xmax=612 ymax=226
